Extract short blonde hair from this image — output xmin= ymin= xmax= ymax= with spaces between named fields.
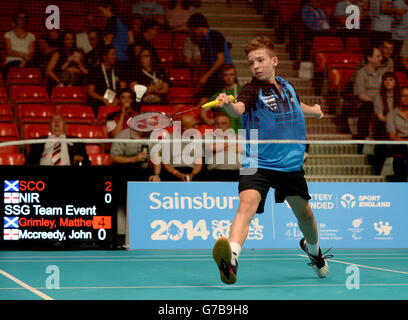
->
xmin=244 ymin=36 xmax=276 ymax=57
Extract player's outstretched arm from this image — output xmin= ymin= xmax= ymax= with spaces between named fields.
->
xmin=216 ymin=93 xmax=245 ymax=118
xmin=300 ymin=102 xmax=324 ymax=119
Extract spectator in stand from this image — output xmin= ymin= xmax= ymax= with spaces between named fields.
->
xmin=110 ymin=128 xmax=161 ymax=181
xmin=128 ymin=15 xmax=143 ymax=46
xmin=399 ymin=34 xmax=408 ymax=75
xmin=25 ymin=114 xmax=90 ymax=166
xmin=392 ymin=0 xmax=408 ymax=67
xmin=204 ymin=113 xmax=243 ymax=181
xmin=76 ymin=13 xmax=98 ymax=55
xmin=373 ymin=72 xmax=399 ymax=174
xmin=34 ymin=29 xmax=61 ymax=76
xmin=353 ymin=46 xmax=383 ymax=140
xmin=334 ymin=0 xmax=369 ymax=46
xmin=3 ymin=11 xmax=36 ymax=79
xmin=132 ymin=0 xmax=166 ymax=26
xmin=368 ymin=0 xmax=394 ymax=47
xmin=386 ymin=86 xmax=408 ymax=181
xmin=301 ymin=0 xmax=331 ymax=62
xmin=46 ymin=31 xmax=88 ymax=89
xmin=87 ymin=45 xmax=125 ymax=116
xmin=130 ymin=18 xmax=161 ymax=67
xmin=200 ymin=64 xmax=242 ymax=132
xmin=130 ymin=47 xmax=169 ymax=103
xmin=183 ymin=34 xmax=202 ymax=81
xmin=166 ymin=0 xmax=195 ymax=32
xmin=378 ymin=39 xmax=394 ymax=75
xmin=97 ymin=0 xmax=129 ymax=83
xmin=106 ymin=89 xmax=139 ymax=137
xmin=162 ymin=115 xmax=204 ymax=181
xmin=187 ymin=13 xmax=233 ymax=105
xmin=83 ymin=30 xmax=102 ymax=69
xmin=276 ymin=0 xmax=303 ymax=61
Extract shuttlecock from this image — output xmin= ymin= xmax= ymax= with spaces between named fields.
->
xmin=134 ymin=84 xmax=147 ymax=102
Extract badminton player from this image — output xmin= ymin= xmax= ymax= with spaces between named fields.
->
xmin=212 ymin=36 xmax=330 ymax=284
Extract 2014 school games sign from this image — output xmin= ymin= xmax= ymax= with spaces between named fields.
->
xmin=127 ymin=182 xmax=408 ymax=249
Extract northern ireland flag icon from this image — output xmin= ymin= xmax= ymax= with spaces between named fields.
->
xmin=4 ymin=192 xmax=19 ymax=204
xmin=4 ymin=229 xmax=19 ymax=240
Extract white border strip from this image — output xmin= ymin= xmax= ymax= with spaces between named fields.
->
xmin=0 ymin=269 xmax=54 ymax=300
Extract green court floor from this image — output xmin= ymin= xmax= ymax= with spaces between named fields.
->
xmin=1 ymin=248 xmax=407 ymax=300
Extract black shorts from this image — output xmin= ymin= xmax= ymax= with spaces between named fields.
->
xmin=238 ymin=168 xmax=311 ymax=214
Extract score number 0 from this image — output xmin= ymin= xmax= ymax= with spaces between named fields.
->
xmin=95 ymin=181 xmax=113 ymax=241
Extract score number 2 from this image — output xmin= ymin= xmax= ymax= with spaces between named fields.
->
xmin=105 ymin=181 xmax=112 ymax=204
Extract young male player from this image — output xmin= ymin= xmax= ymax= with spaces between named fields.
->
xmin=212 ymin=36 xmax=330 ymax=284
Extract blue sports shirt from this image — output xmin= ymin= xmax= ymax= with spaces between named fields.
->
xmin=236 ymin=76 xmax=306 ymax=172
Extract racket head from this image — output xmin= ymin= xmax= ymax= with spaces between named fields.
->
xmin=127 ymin=112 xmax=173 ymax=132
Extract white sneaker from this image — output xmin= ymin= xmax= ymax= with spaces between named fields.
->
xmin=300 ymin=237 xmax=332 ymax=278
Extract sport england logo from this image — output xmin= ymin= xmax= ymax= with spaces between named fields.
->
xmin=341 ymin=194 xmax=356 ymax=209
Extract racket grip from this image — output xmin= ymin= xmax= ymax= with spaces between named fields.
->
xmin=201 ymin=95 xmax=235 ymax=108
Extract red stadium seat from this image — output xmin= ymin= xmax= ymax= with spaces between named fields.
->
xmin=51 ymin=86 xmax=87 ymax=105
xmin=0 ymin=123 xmax=19 ymax=139
xmin=7 ymin=68 xmax=42 ymax=87
xmin=152 ymin=32 xmax=172 ymax=49
xmin=0 ymin=138 xmax=18 ymax=154
xmin=86 ymin=144 xmax=102 ymax=155
xmin=88 ymin=153 xmax=111 ymax=165
xmin=169 ymin=68 xmax=191 ymax=87
xmin=395 ymin=72 xmax=408 ymax=86
xmin=17 ymin=104 xmax=53 ymax=126
xmin=66 ymin=124 xmax=105 ymax=138
xmin=55 ymin=105 xmax=95 ymax=124
xmin=329 ymin=68 xmax=356 ymax=92
xmin=96 ymin=105 xmax=120 ymax=125
xmin=0 ymin=153 xmax=25 ymax=165
xmin=0 ymin=104 xmax=13 ymax=122
xmin=156 ymin=48 xmax=175 ymax=66
xmin=0 ymin=87 xmax=8 ymax=103
xmin=325 ymin=53 xmax=363 ymax=70
xmin=312 ymin=36 xmax=344 ymax=53
xmin=21 ymin=123 xmax=50 ymax=140
xmin=168 ymin=87 xmax=196 ymax=104
xmin=11 ymin=85 xmax=49 ymax=106
xmin=172 ymin=32 xmax=188 ymax=50
xmin=345 ymin=37 xmax=362 ymax=53
xmin=140 ymin=104 xmax=174 ymax=114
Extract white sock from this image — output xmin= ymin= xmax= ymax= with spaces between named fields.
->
xmin=229 ymin=242 xmax=241 ymax=265
xmin=307 ymin=242 xmax=320 ymax=257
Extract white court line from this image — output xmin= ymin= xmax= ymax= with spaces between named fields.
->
xmin=1 ymin=283 xmax=408 ymax=291
xmin=0 ymin=269 xmax=53 ymax=300
xmin=298 ymin=255 xmax=408 ymax=275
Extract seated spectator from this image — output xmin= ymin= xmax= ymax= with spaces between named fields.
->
xmin=25 ymin=114 xmax=90 ymax=166
xmin=132 ymin=0 xmax=166 ymax=26
xmin=130 ymin=18 xmax=161 ymax=67
xmin=106 ymin=89 xmax=139 ymax=137
xmin=46 ymin=31 xmax=88 ymax=89
xmin=88 ymin=45 xmax=126 ymax=116
xmin=187 ymin=13 xmax=232 ymax=103
xmin=353 ymin=46 xmax=383 ymax=140
xmin=204 ymin=114 xmax=243 ymax=181
xmin=372 ymin=72 xmax=399 ymax=174
xmin=166 ymin=0 xmax=195 ymax=32
xmin=386 ymin=86 xmax=408 ymax=181
xmin=3 ymin=11 xmax=36 ymax=79
xmin=301 ymin=0 xmax=331 ymax=61
xmin=97 ymin=0 xmax=129 ymax=82
xmin=34 ymin=29 xmax=61 ymax=75
xmin=130 ymin=47 xmax=169 ymax=103
xmin=161 ymin=115 xmax=204 ymax=181
xmin=110 ymin=128 xmax=161 ymax=181
xmin=200 ymin=64 xmax=242 ymax=131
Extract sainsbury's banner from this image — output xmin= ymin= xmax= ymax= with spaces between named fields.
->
xmin=127 ymin=182 xmax=408 ymax=249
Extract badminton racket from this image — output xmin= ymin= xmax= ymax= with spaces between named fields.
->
xmin=127 ymin=95 xmax=235 ymax=132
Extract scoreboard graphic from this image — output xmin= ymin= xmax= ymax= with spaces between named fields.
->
xmin=0 ymin=167 xmax=118 ymax=249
